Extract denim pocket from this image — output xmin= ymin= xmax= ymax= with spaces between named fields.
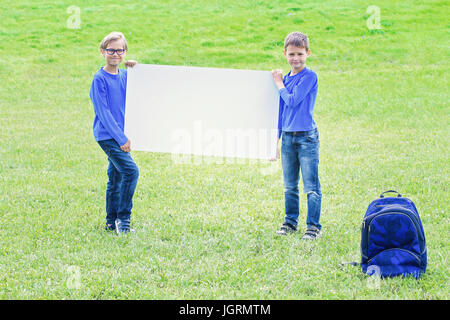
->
xmin=282 ymin=133 xmax=292 ymax=146
xmin=98 ymin=139 xmax=115 ymax=157
xmin=306 ymin=129 xmax=319 ymax=143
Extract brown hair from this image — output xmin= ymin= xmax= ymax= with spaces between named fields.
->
xmin=99 ymin=31 xmax=128 ymax=50
xmin=284 ymin=32 xmax=309 ymax=51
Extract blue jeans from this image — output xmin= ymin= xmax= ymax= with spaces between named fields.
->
xmin=281 ymin=128 xmax=322 ymax=230
xmin=97 ymin=139 xmax=139 ymax=226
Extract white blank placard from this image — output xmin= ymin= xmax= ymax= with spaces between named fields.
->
xmin=124 ymin=64 xmax=279 ymax=160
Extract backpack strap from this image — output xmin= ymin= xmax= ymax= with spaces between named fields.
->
xmin=380 ymin=190 xmax=402 ymax=198
xmin=340 ymin=261 xmax=360 ymax=267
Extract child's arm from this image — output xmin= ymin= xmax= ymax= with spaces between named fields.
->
xmin=280 ymin=73 xmax=317 ymax=108
xmin=269 ymin=139 xmax=280 ymax=161
xmin=120 ymin=139 xmax=131 ymax=152
xmin=269 ymin=71 xmax=284 ymax=161
xmin=272 ymin=70 xmax=317 ymax=108
xmin=90 ymin=77 xmax=129 ymax=148
xmin=272 ymin=69 xmax=285 ymax=90
xmin=124 ymin=60 xmax=138 ymax=68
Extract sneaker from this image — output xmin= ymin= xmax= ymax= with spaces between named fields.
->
xmin=115 ymin=219 xmax=135 ymax=235
xmin=302 ymin=226 xmax=322 ymax=240
xmin=105 ymin=223 xmax=116 ymax=231
xmin=276 ymin=223 xmax=297 ymax=236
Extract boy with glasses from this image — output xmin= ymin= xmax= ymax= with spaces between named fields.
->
xmin=89 ymin=31 xmax=139 ymax=235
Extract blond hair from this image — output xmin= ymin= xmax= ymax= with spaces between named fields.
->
xmin=99 ymin=31 xmax=128 ymax=50
xmin=284 ymin=32 xmax=309 ymax=51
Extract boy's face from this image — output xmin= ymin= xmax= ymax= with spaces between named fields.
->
xmin=101 ymin=39 xmax=127 ymax=67
xmin=284 ymin=45 xmax=310 ymax=72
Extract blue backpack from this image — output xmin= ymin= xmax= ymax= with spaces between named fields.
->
xmin=360 ymin=190 xmax=427 ymax=278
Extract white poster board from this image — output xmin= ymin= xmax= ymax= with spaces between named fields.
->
xmin=124 ymin=64 xmax=279 ymax=161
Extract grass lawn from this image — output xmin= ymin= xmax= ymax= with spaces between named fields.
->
xmin=0 ymin=0 xmax=448 ymax=299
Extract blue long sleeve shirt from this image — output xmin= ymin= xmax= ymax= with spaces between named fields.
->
xmin=277 ymin=67 xmax=318 ymax=139
xmin=89 ymin=67 xmax=128 ymax=146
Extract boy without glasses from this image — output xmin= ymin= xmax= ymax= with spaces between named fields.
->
xmin=271 ymin=32 xmax=322 ymax=240
xmin=89 ymin=31 xmax=139 ymax=235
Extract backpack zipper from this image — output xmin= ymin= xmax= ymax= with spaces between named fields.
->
xmin=363 ymin=207 xmax=426 ymax=255
xmin=367 ymin=248 xmax=422 ymax=266
xmin=367 ymin=212 xmax=420 ymax=256
xmin=360 ymin=208 xmax=427 ymax=260
xmin=368 ymin=211 xmax=419 ymax=239
xmin=364 ymin=205 xmax=419 ymax=224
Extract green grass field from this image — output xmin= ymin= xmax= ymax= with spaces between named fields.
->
xmin=0 ymin=0 xmax=449 ymax=299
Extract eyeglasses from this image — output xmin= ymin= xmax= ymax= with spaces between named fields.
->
xmin=104 ymin=48 xmax=126 ymax=55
